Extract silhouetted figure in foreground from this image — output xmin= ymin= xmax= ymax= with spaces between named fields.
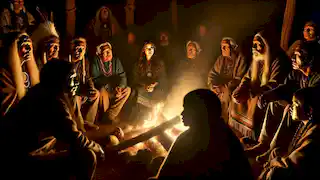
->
xmin=155 ymin=89 xmax=253 ymax=179
xmin=0 ymin=60 xmax=104 ymax=180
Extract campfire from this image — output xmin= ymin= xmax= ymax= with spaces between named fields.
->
xmin=110 ymin=102 xmax=189 ymax=158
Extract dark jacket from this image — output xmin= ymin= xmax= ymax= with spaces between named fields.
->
xmin=91 ymin=56 xmax=127 ymax=91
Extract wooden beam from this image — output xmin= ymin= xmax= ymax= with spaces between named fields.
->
xmin=280 ymin=0 xmax=296 ymax=51
xmin=66 ymin=0 xmax=76 ymax=38
xmin=125 ymin=0 xmax=135 ymax=26
xmin=171 ymin=0 xmax=178 ymax=32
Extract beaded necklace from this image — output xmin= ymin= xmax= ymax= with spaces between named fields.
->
xmin=290 ymin=120 xmax=313 ymax=152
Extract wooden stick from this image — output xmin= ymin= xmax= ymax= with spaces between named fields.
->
xmin=111 ymin=116 xmax=181 ymax=151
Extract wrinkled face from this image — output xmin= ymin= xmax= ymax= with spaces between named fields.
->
xmin=13 ymin=0 xmax=24 ymax=11
xmin=71 ymin=41 xmax=86 ymax=62
xmin=99 ymin=45 xmax=113 ymax=61
xmin=221 ymin=40 xmax=231 ymax=57
xmin=291 ymin=96 xmax=308 ymax=121
xmin=144 ymin=44 xmax=155 ymax=59
xmin=187 ymin=44 xmax=197 ymax=59
xmin=128 ymin=32 xmax=136 ymax=44
xmin=303 ymin=25 xmax=316 ymax=41
xmin=199 ymin=25 xmax=207 ymax=37
xmin=252 ymin=35 xmax=265 ymax=61
xmin=46 ymin=42 xmax=60 ymax=60
xmin=100 ymin=8 xmax=109 ymax=22
xmin=18 ymin=35 xmax=32 ymax=61
xmin=67 ymin=71 xmax=79 ymax=96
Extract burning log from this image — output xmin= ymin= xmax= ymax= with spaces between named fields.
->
xmin=110 ymin=116 xmax=181 ymax=152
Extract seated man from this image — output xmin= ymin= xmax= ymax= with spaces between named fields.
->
xmin=0 ymin=32 xmax=39 ymax=117
xmin=208 ymin=37 xmax=247 ymax=122
xmin=0 ymin=60 xmax=104 ymax=180
xmin=70 ymin=37 xmax=100 ymax=131
xmin=91 ymin=41 xmax=131 ymax=123
xmin=259 ymin=87 xmax=320 ymax=180
xmin=31 ymin=21 xmax=60 ymax=70
xmin=155 ymin=89 xmax=253 ymax=179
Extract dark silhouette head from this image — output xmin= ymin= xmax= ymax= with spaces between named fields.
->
xmin=182 ymin=89 xmax=222 ymax=128
xmin=40 ymin=60 xmax=76 ymax=95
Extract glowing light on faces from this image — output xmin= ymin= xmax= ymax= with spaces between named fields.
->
xmin=72 ymin=41 xmax=86 ymax=62
xmin=221 ymin=40 xmax=231 ymax=57
xmin=144 ymin=44 xmax=155 ymax=60
xmin=252 ymin=35 xmax=265 ymax=61
xmin=187 ymin=44 xmax=197 ymax=59
xmin=18 ymin=35 xmax=32 ymax=60
xmin=99 ymin=45 xmax=113 ymax=62
xmin=47 ymin=42 xmax=60 ymax=60
xmin=303 ymin=25 xmax=316 ymax=41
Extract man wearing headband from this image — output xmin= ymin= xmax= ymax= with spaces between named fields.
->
xmin=208 ymin=37 xmax=247 ymax=122
xmin=0 ymin=32 xmax=39 ymax=117
xmin=91 ymin=41 xmax=131 ymax=123
xmin=31 ymin=21 xmax=60 ymax=70
xmin=70 ymin=37 xmax=100 ymax=131
xmin=0 ymin=0 xmax=35 ymax=34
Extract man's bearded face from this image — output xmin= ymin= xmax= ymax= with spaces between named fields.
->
xmin=303 ymin=25 xmax=316 ymax=41
xmin=13 ymin=0 xmax=24 ymax=11
xmin=99 ymin=45 xmax=113 ymax=62
xmin=18 ymin=35 xmax=32 ymax=61
xmin=100 ymin=8 xmax=109 ymax=22
xmin=72 ymin=42 xmax=86 ymax=62
xmin=252 ymin=36 xmax=265 ymax=61
xmin=46 ymin=42 xmax=60 ymax=60
xmin=221 ymin=40 xmax=231 ymax=57
xmin=187 ymin=44 xmax=197 ymax=59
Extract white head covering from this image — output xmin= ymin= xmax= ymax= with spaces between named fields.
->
xmin=96 ymin=42 xmax=112 ymax=55
xmin=221 ymin=37 xmax=238 ymax=50
xmin=186 ymin=41 xmax=202 ymax=55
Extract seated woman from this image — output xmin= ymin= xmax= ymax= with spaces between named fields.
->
xmin=154 ymin=89 xmax=253 ymax=179
xmin=260 ymin=87 xmax=320 ymax=179
xmin=131 ymin=41 xmax=168 ymax=123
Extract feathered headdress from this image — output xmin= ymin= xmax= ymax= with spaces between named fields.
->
xmin=31 ymin=21 xmax=59 ymax=51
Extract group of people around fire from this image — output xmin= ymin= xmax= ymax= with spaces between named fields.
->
xmin=1 ymin=0 xmax=320 ymax=179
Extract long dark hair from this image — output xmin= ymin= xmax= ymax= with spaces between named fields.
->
xmin=137 ymin=41 xmax=163 ymax=78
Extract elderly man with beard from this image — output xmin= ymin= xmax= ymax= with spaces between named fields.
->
xmin=0 ymin=32 xmax=39 ymax=117
xmin=0 ymin=60 xmax=104 ymax=180
xmin=230 ymin=30 xmax=292 ymax=142
xmin=31 ymin=21 xmax=60 ymax=70
xmin=70 ymin=37 xmax=100 ymax=131
xmin=91 ymin=42 xmax=131 ymax=123
xmin=208 ymin=37 xmax=247 ymax=122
